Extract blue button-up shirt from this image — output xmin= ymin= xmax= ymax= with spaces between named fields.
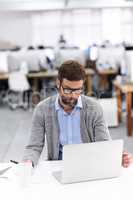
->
xmin=55 ymin=95 xmax=83 ymax=150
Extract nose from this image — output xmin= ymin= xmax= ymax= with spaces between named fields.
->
xmin=69 ymin=92 xmax=78 ymax=98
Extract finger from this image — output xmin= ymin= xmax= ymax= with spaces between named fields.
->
xmin=123 ymin=153 xmax=129 ymax=158
xmin=124 ymin=160 xmax=130 ymax=165
xmin=123 ymin=150 xmax=128 ymax=154
xmin=123 ymin=154 xmax=132 ymax=161
xmin=123 ymin=156 xmax=130 ymax=162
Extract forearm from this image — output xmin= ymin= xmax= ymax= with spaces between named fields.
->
xmin=23 ymin=103 xmax=45 ymax=166
xmin=23 ymin=144 xmax=43 ymax=166
xmin=93 ymin=104 xmax=111 ymax=141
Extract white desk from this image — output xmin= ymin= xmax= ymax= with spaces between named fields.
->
xmin=1 ymin=161 xmax=133 ymax=200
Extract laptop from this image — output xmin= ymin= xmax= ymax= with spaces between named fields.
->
xmin=53 ymin=139 xmax=123 ymax=184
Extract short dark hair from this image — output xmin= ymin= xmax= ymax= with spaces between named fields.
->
xmin=58 ymin=60 xmax=85 ymax=82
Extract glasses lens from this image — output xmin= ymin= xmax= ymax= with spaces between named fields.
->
xmin=62 ymin=86 xmax=83 ymax=94
xmin=74 ymin=89 xmax=83 ymax=94
xmin=63 ymin=88 xmax=72 ymax=94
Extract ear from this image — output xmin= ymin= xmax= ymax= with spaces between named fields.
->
xmin=56 ymin=79 xmax=60 ymax=89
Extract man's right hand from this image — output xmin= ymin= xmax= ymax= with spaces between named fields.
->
xmin=22 ymin=159 xmax=34 ymax=167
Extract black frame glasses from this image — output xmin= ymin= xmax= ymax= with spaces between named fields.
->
xmin=61 ymin=85 xmax=84 ymax=94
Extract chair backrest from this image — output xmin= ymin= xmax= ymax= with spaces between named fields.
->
xmin=0 ymin=52 xmax=8 ymax=73
xmin=8 ymin=71 xmax=30 ymax=92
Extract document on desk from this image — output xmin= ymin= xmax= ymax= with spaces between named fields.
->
xmin=0 ymin=163 xmax=13 ymax=179
xmin=0 ymin=166 xmax=12 ymax=177
xmin=0 ymin=163 xmax=21 ymax=181
xmin=31 ymin=161 xmax=62 ymax=184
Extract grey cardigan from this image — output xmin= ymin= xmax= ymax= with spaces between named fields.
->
xmin=23 ymin=95 xmax=111 ymax=165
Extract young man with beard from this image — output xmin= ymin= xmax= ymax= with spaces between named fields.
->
xmin=23 ymin=60 xmax=133 ymax=167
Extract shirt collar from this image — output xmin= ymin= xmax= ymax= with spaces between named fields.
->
xmin=55 ymin=95 xmax=82 ymax=111
xmin=55 ymin=95 xmax=60 ymax=111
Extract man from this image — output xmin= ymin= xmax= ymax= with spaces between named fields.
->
xmin=23 ymin=60 xmax=133 ymax=167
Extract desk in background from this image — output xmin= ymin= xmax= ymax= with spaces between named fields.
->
xmin=114 ymin=80 xmax=133 ymax=136
xmin=0 ymin=69 xmax=94 ymax=95
xmin=0 ymin=73 xmax=9 ymax=80
xmin=98 ymin=68 xmax=118 ymax=90
xmin=27 ymin=70 xmax=58 ymax=91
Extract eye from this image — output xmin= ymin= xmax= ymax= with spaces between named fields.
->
xmin=63 ymin=88 xmax=71 ymax=93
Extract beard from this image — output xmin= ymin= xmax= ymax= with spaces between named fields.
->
xmin=60 ymin=95 xmax=78 ymax=108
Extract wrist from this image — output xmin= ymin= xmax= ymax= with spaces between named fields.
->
xmin=23 ymin=159 xmax=34 ymax=167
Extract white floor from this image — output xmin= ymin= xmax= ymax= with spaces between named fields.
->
xmin=0 ymin=105 xmax=133 ymax=163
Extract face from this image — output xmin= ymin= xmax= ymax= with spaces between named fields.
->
xmin=57 ymin=78 xmax=84 ymax=109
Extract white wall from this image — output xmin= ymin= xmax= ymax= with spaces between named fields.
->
xmin=0 ymin=12 xmax=32 ymax=46
xmin=31 ymin=8 xmax=133 ymax=47
xmin=1 ymin=0 xmax=133 ymax=10
xmin=0 ymin=8 xmax=133 ymax=48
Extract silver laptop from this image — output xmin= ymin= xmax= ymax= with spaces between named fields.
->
xmin=53 ymin=139 xmax=123 ymax=184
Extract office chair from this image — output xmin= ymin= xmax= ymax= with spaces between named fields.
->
xmin=7 ymin=62 xmax=30 ymax=110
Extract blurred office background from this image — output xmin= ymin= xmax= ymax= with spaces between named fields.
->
xmin=0 ymin=0 xmax=133 ymax=162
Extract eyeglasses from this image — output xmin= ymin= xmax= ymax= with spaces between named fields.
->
xmin=61 ymin=85 xmax=83 ymax=94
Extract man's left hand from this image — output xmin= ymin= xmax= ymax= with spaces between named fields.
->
xmin=122 ymin=151 xmax=133 ymax=168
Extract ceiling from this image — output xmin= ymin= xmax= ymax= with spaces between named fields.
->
xmin=0 ymin=0 xmax=133 ymax=11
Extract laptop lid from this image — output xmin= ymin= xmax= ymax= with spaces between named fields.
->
xmin=61 ymin=139 xmax=123 ymax=184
